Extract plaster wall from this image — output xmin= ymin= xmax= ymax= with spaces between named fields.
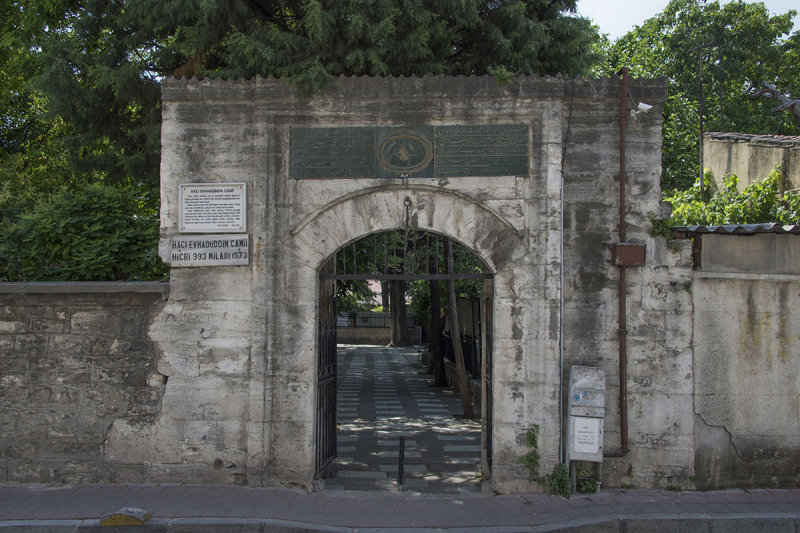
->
xmin=703 ymin=133 xmax=800 ymax=191
xmin=693 ymin=234 xmax=800 ymax=488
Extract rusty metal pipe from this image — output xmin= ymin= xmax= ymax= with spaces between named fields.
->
xmin=611 ymin=67 xmax=630 ymax=457
xmin=619 ymin=69 xmax=628 ymax=244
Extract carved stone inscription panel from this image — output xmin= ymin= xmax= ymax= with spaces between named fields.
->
xmin=289 ymin=125 xmax=529 ymax=179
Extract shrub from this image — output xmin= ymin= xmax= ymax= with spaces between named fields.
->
xmin=0 ymin=183 xmax=167 ymax=281
xmin=666 ymin=166 xmax=799 ymax=227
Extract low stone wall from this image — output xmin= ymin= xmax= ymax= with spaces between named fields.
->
xmin=337 ymin=326 xmax=422 ymax=345
xmin=337 ymin=327 xmax=391 ymax=345
xmin=0 ymin=282 xmax=167 ymax=483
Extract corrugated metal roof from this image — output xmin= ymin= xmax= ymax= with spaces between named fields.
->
xmin=672 ymin=223 xmax=800 ymax=235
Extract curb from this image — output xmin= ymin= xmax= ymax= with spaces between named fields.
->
xmin=2 ymin=514 xmax=800 ymax=532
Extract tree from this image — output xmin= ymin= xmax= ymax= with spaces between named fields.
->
xmin=0 ymin=1 xmax=87 ymax=228
xmin=30 ymin=0 xmax=601 ymax=188
xmin=599 ymin=0 xmax=800 ymax=192
xmin=334 ymin=231 xmax=413 ymax=345
xmin=428 ymin=279 xmax=446 ymax=386
xmin=444 ymin=238 xmax=473 ymax=418
xmin=31 ymin=0 xmax=163 ymax=188
xmin=335 ymin=279 xmax=376 ymax=316
xmin=389 ymin=279 xmax=411 ymax=346
xmin=3 ymin=0 xmax=602 ymax=281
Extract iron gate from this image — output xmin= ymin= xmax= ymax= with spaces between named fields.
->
xmin=315 ymin=268 xmax=337 ymax=476
xmin=315 ymin=230 xmax=495 ymax=478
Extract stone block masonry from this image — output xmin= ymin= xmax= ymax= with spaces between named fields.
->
xmin=0 ymin=283 xmax=167 ymax=483
xmin=144 ymin=75 xmax=690 ymax=493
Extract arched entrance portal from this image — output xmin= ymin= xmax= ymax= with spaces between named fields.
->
xmin=315 ymin=230 xmax=494 ymax=491
xmin=287 ymin=185 xmax=539 ymax=492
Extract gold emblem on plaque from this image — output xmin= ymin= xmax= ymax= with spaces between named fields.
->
xmin=378 ymin=129 xmax=433 ymax=175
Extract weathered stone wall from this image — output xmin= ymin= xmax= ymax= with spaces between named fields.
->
xmin=559 ymin=82 xmax=695 ymax=489
xmin=693 ymin=234 xmax=800 ymax=489
xmin=120 ymin=75 xmax=692 ymax=493
xmin=4 ymin=77 xmax=796 ymax=494
xmin=0 ymin=283 xmax=167 ymax=483
xmin=703 ymin=132 xmax=800 ymax=191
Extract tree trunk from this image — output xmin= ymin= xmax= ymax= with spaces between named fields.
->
xmin=389 ymin=279 xmax=411 ymax=346
xmin=445 ymin=239 xmax=474 ymax=418
xmin=428 ymin=280 xmax=447 ymax=386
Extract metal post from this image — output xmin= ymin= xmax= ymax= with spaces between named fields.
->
xmin=699 ymin=53 xmax=705 ymax=199
xmin=690 ymin=44 xmax=712 ymax=199
xmin=397 ymin=436 xmax=405 ymax=491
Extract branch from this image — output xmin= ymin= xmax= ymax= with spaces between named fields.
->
xmin=753 ymin=82 xmax=800 ymax=124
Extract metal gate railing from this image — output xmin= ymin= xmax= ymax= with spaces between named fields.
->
xmin=315 ymin=273 xmax=337 ymax=476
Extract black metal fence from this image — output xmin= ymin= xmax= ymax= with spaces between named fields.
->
xmin=341 ymin=313 xmax=415 ymax=329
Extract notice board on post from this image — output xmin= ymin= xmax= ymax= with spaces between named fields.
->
xmin=567 ymin=366 xmax=606 ymax=463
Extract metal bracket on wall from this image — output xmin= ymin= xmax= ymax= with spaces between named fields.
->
xmin=612 ymin=243 xmax=646 ymax=267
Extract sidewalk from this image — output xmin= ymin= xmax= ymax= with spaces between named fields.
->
xmin=2 ymin=483 xmax=800 ymax=531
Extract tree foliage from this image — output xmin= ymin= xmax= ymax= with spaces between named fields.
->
xmin=1 ymin=0 xmax=602 ymax=281
xmin=31 ymin=0 xmax=602 ymax=184
xmin=1 ymin=1 xmax=87 ymax=226
xmin=0 ymin=183 xmax=166 ymax=281
xmin=599 ymin=0 xmax=800 ymax=191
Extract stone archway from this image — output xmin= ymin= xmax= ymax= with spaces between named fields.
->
xmin=261 ymin=185 xmax=550 ymax=491
xmin=291 ymin=185 xmax=525 ymax=272
xmin=314 ymin=226 xmax=495 ymax=489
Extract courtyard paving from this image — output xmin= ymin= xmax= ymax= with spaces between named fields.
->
xmin=325 ymin=344 xmax=483 ymax=493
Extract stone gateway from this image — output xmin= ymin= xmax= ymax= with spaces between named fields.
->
xmin=13 ymin=76 xmax=798 ymax=492
xmin=101 ymin=75 xmax=695 ymax=493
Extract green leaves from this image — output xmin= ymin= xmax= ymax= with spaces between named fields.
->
xmin=601 ymin=0 xmax=800 ymax=191
xmin=520 ymin=425 xmax=541 ymax=481
xmin=666 ymin=166 xmax=800 ymax=226
xmin=2 ymin=0 xmax=605 ymax=282
xmin=0 ymin=183 xmax=167 ymax=281
xmin=186 ymin=0 xmax=601 ymax=89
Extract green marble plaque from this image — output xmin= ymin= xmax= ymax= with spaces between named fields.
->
xmin=289 ymin=127 xmax=375 ymax=179
xmin=435 ymin=125 xmax=529 ymax=177
xmin=289 ymin=125 xmax=528 ymax=179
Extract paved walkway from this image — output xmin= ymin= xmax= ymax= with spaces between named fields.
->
xmin=327 ymin=345 xmax=482 ymax=493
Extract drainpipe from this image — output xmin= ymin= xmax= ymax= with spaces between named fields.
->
xmin=606 ymin=68 xmax=630 ymax=457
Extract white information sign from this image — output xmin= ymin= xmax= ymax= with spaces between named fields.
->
xmin=170 ymin=234 xmax=250 ymax=267
xmin=572 ymin=417 xmax=600 ymax=454
xmin=179 ymin=183 xmax=247 ymax=233
xmin=568 ymin=366 xmax=606 ymax=463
